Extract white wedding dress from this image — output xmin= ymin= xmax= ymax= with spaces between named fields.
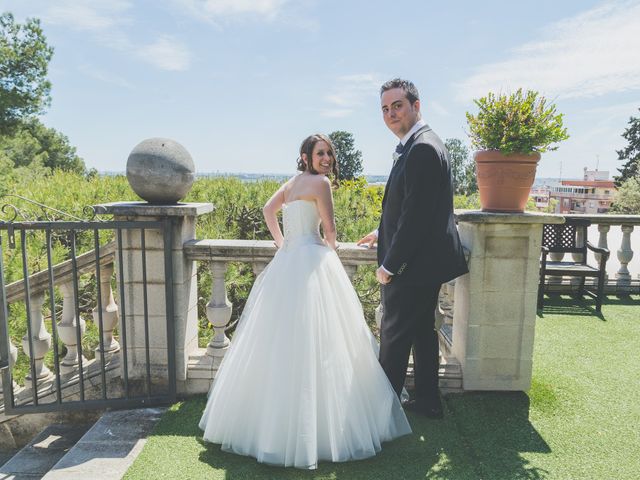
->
xmin=199 ymin=199 xmax=411 ymax=469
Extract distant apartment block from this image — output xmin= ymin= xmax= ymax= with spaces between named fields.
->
xmin=530 ymin=168 xmax=617 ymax=214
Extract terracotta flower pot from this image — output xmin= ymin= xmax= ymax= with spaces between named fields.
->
xmin=474 ymin=150 xmax=541 ymax=213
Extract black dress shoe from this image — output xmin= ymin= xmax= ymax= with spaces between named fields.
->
xmin=402 ymin=397 xmax=444 ymax=419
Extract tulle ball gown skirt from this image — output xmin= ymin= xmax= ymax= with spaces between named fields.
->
xmin=199 ymin=241 xmax=411 ymax=469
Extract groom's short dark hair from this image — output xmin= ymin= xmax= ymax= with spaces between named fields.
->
xmin=380 ymin=78 xmax=420 ymax=105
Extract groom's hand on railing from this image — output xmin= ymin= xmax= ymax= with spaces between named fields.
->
xmin=357 ymin=230 xmax=378 ymax=249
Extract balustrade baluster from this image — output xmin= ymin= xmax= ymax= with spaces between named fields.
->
xmin=343 ymin=264 xmax=357 ymax=282
xmin=596 ymin=224 xmax=610 ymax=264
xmin=206 ymin=261 xmax=232 ymax=357
xmin=21 ymin=291 xmax=53 ymax=381
xmin=0 ymin=339 xmax=18 ymax=395
xmin=92 ymin=262 xmax=120 ymax=362
xmin=439 ymin=281 xmax=455 ymax=324
xmin=375 ymin=303 xmax=383 ymax=330
xmin=616 ymin=225 xmax=634 ymax=287
xmin=57 ymin=282 xmax=86 ymax=375
xmin=252 ymin=261 xmax=267 ymax=277
xmin=595 ymin=224 xmax=610 ymax=285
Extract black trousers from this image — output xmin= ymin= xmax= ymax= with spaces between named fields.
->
xmin=379 ymin=281 xmax=441 ymax=402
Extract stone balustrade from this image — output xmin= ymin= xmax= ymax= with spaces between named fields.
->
xmin=554 ymin=214 xmax=640 ymax=293
xmin=0 ymin=242 xmax=120 ymax=405
xmin=181 ymin=239 xmax=461 ymax=393
xmin=7 ymin=206 xmax=629 ymax=405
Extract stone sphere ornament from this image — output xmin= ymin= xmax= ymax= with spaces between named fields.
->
xmin=126 ymin=138 xmax=196 ymax=204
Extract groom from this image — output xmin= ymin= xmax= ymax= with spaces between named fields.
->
xmin=358 ymin=79 xmax=468 ymax=418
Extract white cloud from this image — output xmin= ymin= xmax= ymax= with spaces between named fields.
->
xmin=137 ymin=37 xmax=192 ymax=71
xmin=456 ymin=0 xmax=640 ymax=101
xmin=42 ymin=1 xmax=193 ymax=72
xmin=172 ymin=0 xmax=289 ymax=23
xmin=44 ymin=0 xmax=133 ymax=31
xmin=321 ymin=74 xmax=382 ymax=118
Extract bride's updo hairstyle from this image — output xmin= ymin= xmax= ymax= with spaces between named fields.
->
xmin=297 ymin=134 xmax=340 ymax=187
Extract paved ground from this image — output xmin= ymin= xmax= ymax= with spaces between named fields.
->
xmin=0 ymin=424 xmax=90 ymax=480
xmin=42 ymin=408 xmax=165 ymax=480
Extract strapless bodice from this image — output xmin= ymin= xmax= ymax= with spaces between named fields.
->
xmin=282 ymin=200 xmax=323 ymax=249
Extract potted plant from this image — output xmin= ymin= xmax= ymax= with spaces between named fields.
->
xmin=466 ymin=88 xmax=569 ymax=212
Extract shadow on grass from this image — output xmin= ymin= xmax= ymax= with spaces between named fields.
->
xmin=538 ymin=294 xmax=606 ymax=320
xmin=539 ymin=293 xmax=640 ymax=319
xmin=142 ymin=393 xmax=551 ymax=480
xmin=446 ymin=391 xmax=551 ymax=480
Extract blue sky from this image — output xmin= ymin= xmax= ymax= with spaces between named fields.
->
xmin=4 ymin=0 xmax=640 ymax=178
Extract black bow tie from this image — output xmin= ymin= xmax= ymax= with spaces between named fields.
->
xmin=395 ymin=142 xmax=403 ymax=154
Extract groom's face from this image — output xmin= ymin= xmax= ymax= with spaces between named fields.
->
xmin=381 ymin=88 xmax=420 ymax=138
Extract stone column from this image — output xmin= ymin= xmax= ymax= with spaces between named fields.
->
xmin=57 ymin=282 xmax=86 ymax=375
xmin=96 ymin=202 xmax=213 ymax=391
xmin=616 ymin=225 xmax=634 ymax=287
xmin=93 ymin=261 xmax=120 ymax=363
xmin=452 ymin=211 xmax=563 ymax=391
xmin=206 ymin=261 xmax=232 ymax=356
xmin=343 ymin=264 xmax=357 ymax=282
xmin=0 ymin=340 xmax=18 ymax=395
xmin=21 ymin=291 xmax=53 ymax=382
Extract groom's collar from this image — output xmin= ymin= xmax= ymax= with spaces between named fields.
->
xmin=399 ymin=119 xmax=427 ymax=147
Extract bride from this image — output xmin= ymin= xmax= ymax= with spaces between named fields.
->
xmin=199 ymin=134 xmax=411 ymax=469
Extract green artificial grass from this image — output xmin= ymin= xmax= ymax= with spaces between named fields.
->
xmin=124 ymin=295 xmax=640 ymax=480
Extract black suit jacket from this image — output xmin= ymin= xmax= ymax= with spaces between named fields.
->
xmin=377 ymin=124 xmax=468 ymax=285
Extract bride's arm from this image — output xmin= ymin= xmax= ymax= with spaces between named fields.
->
xmin=315 ymin=176 xmax=337 ymax=250
xmin=263 ymin=185 xmax=286 ymax=248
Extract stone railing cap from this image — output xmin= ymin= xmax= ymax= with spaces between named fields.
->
xmin=562 ymin=213 xmax=640 ymax=226
xmin=94 ymin=201 xmax=214 ymax=217
xmin=184 ymin=239 xmax=377 ymax=263
xmin=454 ymin=210 xmax=564 ymax=225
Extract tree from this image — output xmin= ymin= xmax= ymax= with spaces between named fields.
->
xmin=328 ymin=131 xmax=363 ymax=181
xmin=0 ymin=118 xmax=86 ymax=173
xmin=463 ymin=160 xmax=478 ymax=195
xmin=614 ymin=108 xmax=640 ymax=187
xmin=610 ymin=176 xmax=640 ymax=214
xmin=0 ymin=12 xmax=54 ymax=134
xmin=445 ymin=138 xmax=477 ymax=195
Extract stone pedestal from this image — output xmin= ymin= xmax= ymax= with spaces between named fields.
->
xmin=452 ymin=211 xmax=563 ymax=391
xmin=95 ymin=202 xmax=213 ymax=387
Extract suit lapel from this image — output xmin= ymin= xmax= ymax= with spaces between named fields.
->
xmin=381 ymin=124 xmax=432 ymax=208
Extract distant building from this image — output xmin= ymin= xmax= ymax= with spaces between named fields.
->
xmin=548 ymin=168 xmax=617 ymax=214
xmin=530 ymin=186 xmax=551 ymax=210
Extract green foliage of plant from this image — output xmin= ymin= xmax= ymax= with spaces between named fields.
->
xmin=3 ymin=171 xmax=491 ymax=383
xmin=333 ymin=177 xmax=382 ymax=242
xmin=0 ymin=12 xmax=53 ymax=135
xmin=328 ymin=131 xmax=363 ymax=181
xmin=445 ymin=138 xmax=477 ymax=195
xmin=0 ymin=118 xmax=86 ymax=173
xmin=466 ymin=88 xmax=569 ymax=155
xmin=453 ymin=193 xmax=480 ymax=210
xmin=614 ymin=109 xmax=640 ymax=186
xmin=610 ymin=175 xmax=640 ymax=214
xmin=1 ymin=173 xmax=393 ymax=379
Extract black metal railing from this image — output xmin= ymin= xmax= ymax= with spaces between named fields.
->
xmin=0 ymin=218 xmax=176 ymax=414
